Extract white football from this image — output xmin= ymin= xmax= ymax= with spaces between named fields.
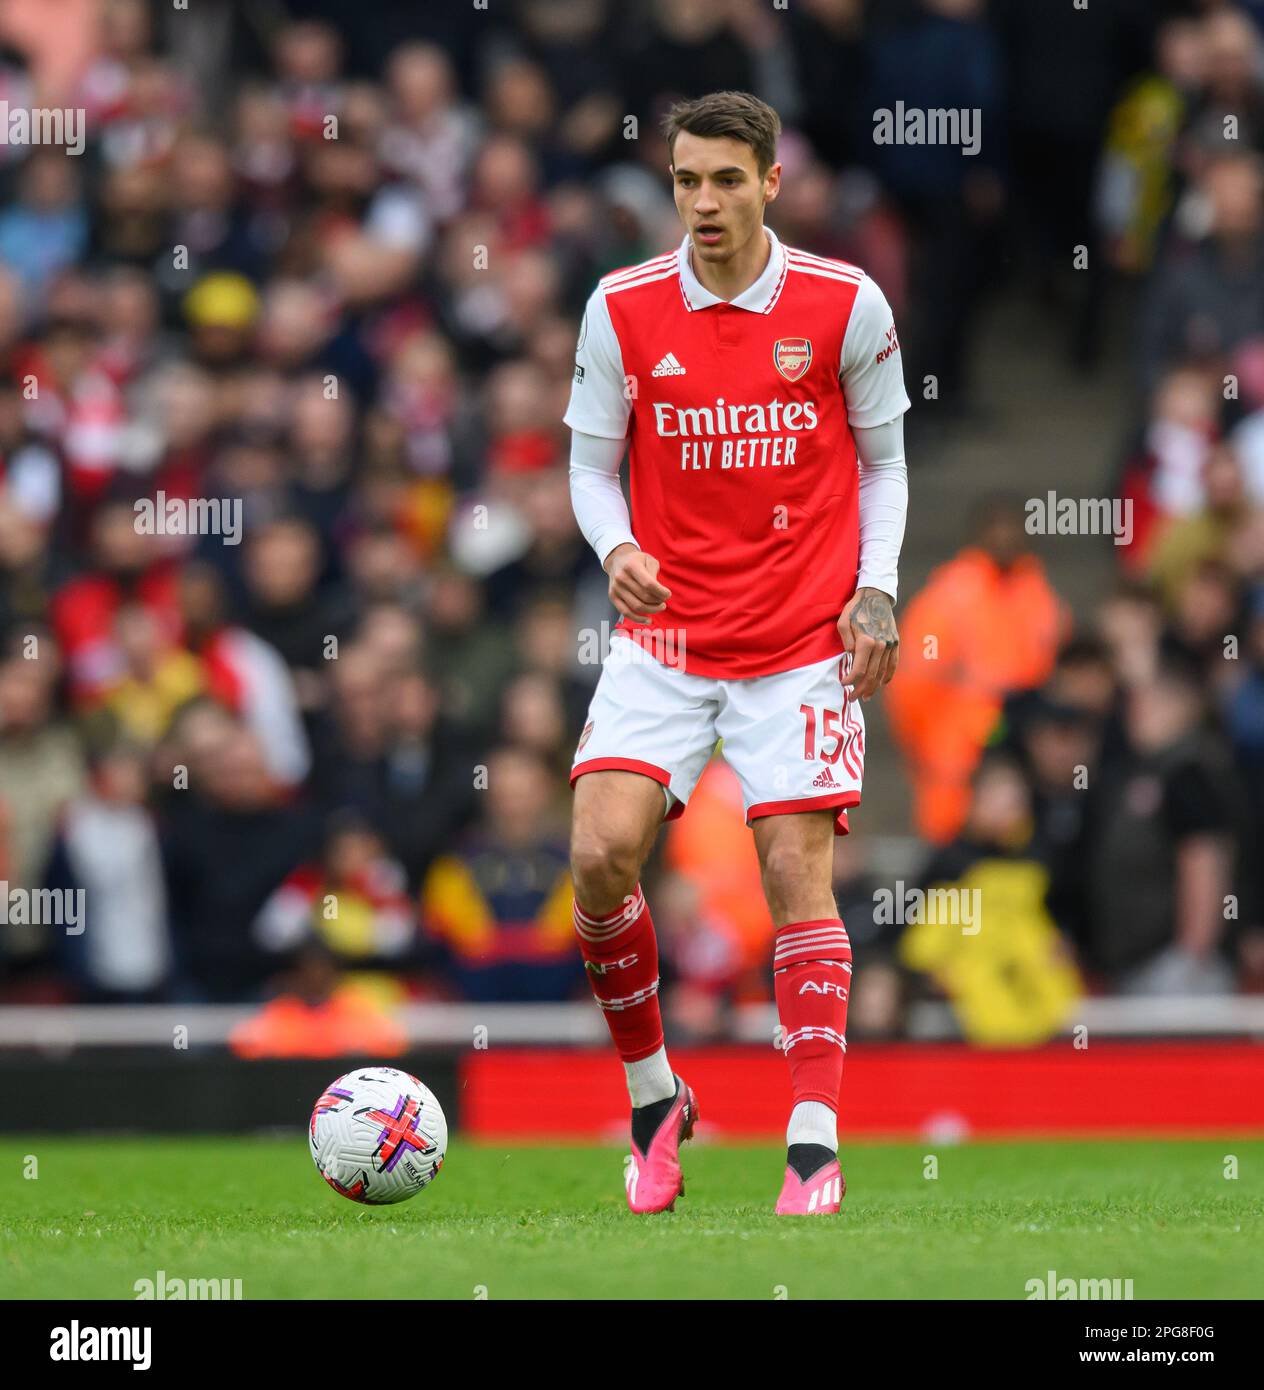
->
xmin=309 ymin=1065 xmax=448 ymax=1204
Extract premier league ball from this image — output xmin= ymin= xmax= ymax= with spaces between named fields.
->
xmin=309 ymin=1065 xmax=448 ymax=1204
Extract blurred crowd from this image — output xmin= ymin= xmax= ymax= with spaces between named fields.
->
xmin=0 ymin=0 xmax=1261 ymax=1046
xmin=878 ymin=0 xmax=1264 ymax=1039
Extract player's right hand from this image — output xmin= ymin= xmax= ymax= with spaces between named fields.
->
xmin=604 ymin=544 xmax=671 ymax=624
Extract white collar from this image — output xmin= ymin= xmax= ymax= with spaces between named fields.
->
xmin=677 ymin=224 xmax=787 ymax=314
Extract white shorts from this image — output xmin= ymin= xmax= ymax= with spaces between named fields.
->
xmin=570 ymin=635 xmax=865 ymax=834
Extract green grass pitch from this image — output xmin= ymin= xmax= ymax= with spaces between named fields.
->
xmin=1 ymin=1136 xmax=1261 ymax=1299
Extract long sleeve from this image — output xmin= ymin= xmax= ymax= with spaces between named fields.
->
xmin=838 ymin=273 xmax=909 ymax=601
xmin=569 ymin=428 xmax=637 ymax=567
xmin=853 ymin=415 xmax=908 ymax=602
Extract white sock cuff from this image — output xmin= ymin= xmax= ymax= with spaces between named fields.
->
xmin=787 ymin=1100 xmax=838 ymax=1151
xmin=624 ymin=1046 xmax=675 ymax=1108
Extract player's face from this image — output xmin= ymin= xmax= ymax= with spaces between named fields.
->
xmin=670 ymin=132 xmax=780 ymax=262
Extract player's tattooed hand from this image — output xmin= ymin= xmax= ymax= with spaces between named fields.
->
xmin=604 ymin=544 xmax=671 ymax=625
xmin=838 ymin=587 xmax=899 ymax=699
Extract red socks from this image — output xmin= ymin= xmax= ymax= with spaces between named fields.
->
xmin=573 ymin=885 xmax=664 ymax=1063
xmin=574 ymin=898 xmax=851 ymax=1117
xmin=774 ymin=918 xmax=852 ymax=1109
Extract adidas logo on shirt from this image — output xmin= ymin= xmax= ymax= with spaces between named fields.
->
xmin=651 ymin=352 xmax=687 ymax=377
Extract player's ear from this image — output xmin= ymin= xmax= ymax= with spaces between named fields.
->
xmin=763 ymin=162 xmax=782 ymax=202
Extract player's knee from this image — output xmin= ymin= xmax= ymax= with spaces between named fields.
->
xmin=570 ymin=831 xmax=642 ymax=907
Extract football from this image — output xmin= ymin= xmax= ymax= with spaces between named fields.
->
xmin=309 ymin=1066 xmax=448 ymax=1204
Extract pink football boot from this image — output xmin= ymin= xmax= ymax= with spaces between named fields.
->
xmin=775 ymin=1158 xmax=845 ymax=1215
xmin=624 ymin=1077 xmax=698 ymax=1214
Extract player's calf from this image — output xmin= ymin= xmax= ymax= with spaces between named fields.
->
xmin=570 ymin=803 xmax=669 ymax=1100
xmin=573 ymin=884 xmax=665 ymax=1070
xmin=571 ymin=772 xmax=693 ymax=1209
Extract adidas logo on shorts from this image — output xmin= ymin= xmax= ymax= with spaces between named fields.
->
xmin=811 ymin=767 xmax=839 ymax=789
xmin=651 ymin=352 xmax=687 ymax=377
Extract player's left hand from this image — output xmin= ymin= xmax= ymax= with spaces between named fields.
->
xmin=838 ymin=587 xmax=899 ymax=700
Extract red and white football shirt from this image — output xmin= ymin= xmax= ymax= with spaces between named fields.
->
xmin=564 ymin=226 xmax=909 ymax=678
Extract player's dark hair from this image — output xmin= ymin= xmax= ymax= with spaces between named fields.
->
xmin=661 ymin=91 xmax=781 ymax=175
